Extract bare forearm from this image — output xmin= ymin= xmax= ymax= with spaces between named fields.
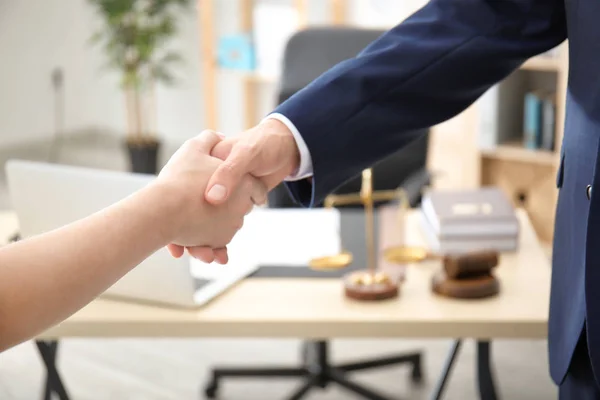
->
xmin=0 ymin=182 xmax=180 ymax=351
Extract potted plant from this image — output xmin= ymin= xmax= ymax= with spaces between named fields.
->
xmin=89 ymin=0 xmax=191 ymax=174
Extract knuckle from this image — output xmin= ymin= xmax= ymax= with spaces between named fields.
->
xmin=189 ymin=130 xmax=221 ymax=147
xmin=183 ymin=137 xmax=196 ymax=148
xmin=191 ymin=135 xmax=209 ymax=146
xmin=199 ymin=129 xmax=219 ymax=138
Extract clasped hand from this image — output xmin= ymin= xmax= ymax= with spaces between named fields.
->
xmin=156 ymin=130 xmax=266 ymax=264
xmin=161 ymin=119 xmax=300 ymax=264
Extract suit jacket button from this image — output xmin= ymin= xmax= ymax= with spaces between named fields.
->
xmin=587 ymin=185 xmax=592 ymax=200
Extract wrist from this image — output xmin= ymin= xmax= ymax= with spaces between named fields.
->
xmin=260 ymin=118 xmax=300 ymax=176
xmin=143 ymin=180 xmax=196 ymax=245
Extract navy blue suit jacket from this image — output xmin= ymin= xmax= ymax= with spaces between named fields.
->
xmin=275 ymin=0 xmax=600 ymax=386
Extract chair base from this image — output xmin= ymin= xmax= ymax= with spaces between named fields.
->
xmin=203 ymin=340 xmax=423 ymax=400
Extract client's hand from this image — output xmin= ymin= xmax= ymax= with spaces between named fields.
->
xmin=204 ymin=118 xmax=301 ymax=204
xmin=155 ymin=130 xmax=267 ymax=264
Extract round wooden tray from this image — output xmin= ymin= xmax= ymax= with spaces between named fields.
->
xmin=343 ymin=270 xmax=399 ymax=301
xmin=432 ymin=271 xmax=500 ymax=299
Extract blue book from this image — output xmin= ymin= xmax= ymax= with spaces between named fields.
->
xmin=523 ymin=92 xmax=543 ymax=149
xmin=217 ymin=34 xmax=255 ymax=71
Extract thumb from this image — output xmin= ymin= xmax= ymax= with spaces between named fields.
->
xmin=205 ymin=140 xmax=255 ymax=204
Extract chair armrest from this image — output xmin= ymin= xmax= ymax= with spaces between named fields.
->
xmin=399 ymin=168 xmax=431 ymax=207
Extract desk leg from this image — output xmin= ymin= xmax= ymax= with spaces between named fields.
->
xmin=477 ymin=341 xmax=498 ymax=400
xmin=429 ymin=339 xmax=463 ymax=400
xmin=36 ymin=340 xmax=70 ymax=400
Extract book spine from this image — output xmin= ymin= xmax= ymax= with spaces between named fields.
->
xmin=419 ymin=213 xmax=518 ymax=253
xmin=419 ymin=209 xmax=519 ymax=238
xmin=523 ymin=92 xmax=543 ymax=149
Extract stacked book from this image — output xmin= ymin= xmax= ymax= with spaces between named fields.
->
xmin=420 ymin=187 xmax=519 ymax=254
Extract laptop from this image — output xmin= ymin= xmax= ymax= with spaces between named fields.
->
xmin=5 ymin=160 xmax=260 ymax=309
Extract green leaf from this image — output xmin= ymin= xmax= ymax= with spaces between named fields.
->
xmin=88 ymin=0 xmax=189 ymax=89
xmin=151 ymin=63 xmax=175 ymax=85
xmin=160 ymin=51 xmax=183 ymax=64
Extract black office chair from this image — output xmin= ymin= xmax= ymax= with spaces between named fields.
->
xmin=204 ymin=27 xmax=430 ymax=400
xmin=267 ymin=27 xmax=430 ymax=209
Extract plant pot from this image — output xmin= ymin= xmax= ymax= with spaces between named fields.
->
xmin=126 ymin=138 xmax=161 ymax=174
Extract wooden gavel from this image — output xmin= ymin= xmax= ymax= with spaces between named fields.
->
xmin=432 ymin=250 xmax=501 ymax=299
xmin=442 ymin=250 xmax=499 ymax=280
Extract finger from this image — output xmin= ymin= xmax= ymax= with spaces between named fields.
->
xmin=205 ymin=140 xmax=256 ymax=204
xmin=191 ymin=130 xmax=225 ymax=154
xmin=211 ymin=139 xmax=235 ymax=160
xmin=238 ymin=175 xmax=267 ymax=208
xmin=213 ymin=248 xmax=229 ymax=265
xmin=187 ymin=246 xmax=215 ymax=263
xmin=245 ymin=200 xmax=254 ymax=215
xmin=250 ymin=177 xmax=268 ymax=206
xmin=167 ymin=243 xmax=185 ymax=258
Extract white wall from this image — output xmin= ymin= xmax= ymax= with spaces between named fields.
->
xmin=0 ymin=0 xmax=121 ymax=146
xmin=0 ymin=0 xmax=427 ymax=148
xmin=0 ymin=0 xmax=216 ymax=147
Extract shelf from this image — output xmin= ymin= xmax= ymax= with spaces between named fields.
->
xmin=520 ymin=56 xmax=561 ymax=72
xmin=480 ymin=142 xmax=558 ymax=166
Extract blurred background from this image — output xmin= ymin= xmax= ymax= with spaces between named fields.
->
xmin=0 ymin=0 xmax=563 ymax=399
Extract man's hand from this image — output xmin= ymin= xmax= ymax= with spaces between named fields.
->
xmin=204 ymin=118 xmax=301 ymax=205
xmin=155 ymin=130 xmax=267 ymax=264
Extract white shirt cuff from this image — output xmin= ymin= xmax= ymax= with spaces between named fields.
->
xmin=262 ymin=113 xmax=314 ymax=181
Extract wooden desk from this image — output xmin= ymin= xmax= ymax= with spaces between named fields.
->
xmin=0 ymin=208 xmax=550 ymax=400
xmin=27 ymin=209 xmax=549 ymax=340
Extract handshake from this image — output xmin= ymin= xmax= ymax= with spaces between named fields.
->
xmin=154 ymin=118 xmax=301 ymax=264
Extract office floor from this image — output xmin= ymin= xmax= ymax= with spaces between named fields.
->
xmin=0 ymin=134 xmax=557 ymax=399
xmin=0 ymin=338 xmax=554 ymax=400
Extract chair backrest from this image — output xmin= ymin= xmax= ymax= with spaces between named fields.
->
xmin=269 ymin=27 xmax=430 ymax=208
xmin=277 ymin=27 xmax=387 ymax=103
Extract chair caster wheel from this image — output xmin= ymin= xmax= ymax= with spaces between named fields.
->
xmin=204 ymin=382 xmax=218 ymax=399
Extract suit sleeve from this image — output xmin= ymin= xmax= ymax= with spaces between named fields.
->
xmin=274 ymin=0 xmax=567 ymax=207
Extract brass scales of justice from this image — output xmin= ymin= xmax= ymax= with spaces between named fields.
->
xmin=306 ymin=168 xmax=502 ymax=301
xmin=307 ymin=168 xmax=431 ymax=301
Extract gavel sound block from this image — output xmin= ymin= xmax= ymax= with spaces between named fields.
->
xmin=431 ymin=250 xmax=500 ymax=299
xmin=344 ymin=271 xmax=399 ymax=301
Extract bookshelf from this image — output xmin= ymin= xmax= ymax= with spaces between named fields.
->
xmin=479 ymin=140 xmax=557 ymax=166
xmin=473 ymin=47 xmax=568 ymax=244
xmin=196 ymin=0 xmax=568 ymax=244
xmin=197 ymin=0 xmax=346 ymax=131
xmin=521 ymin=56 xmax=561 ymax=72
